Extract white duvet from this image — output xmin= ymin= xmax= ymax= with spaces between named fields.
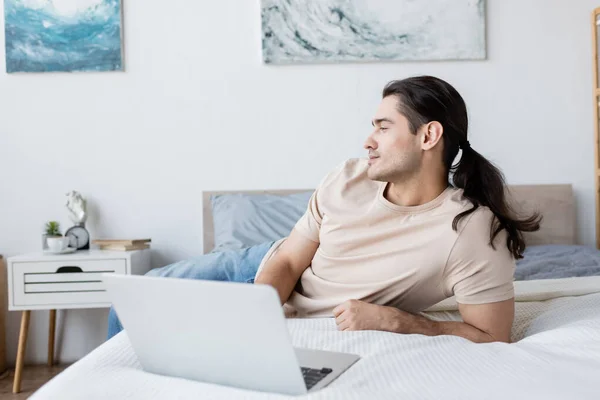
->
xmin=32 ymin=277 xmax=600 ymax=400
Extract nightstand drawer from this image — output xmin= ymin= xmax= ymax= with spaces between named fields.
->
xmin=11 ymin=259 xmax=127 ymax=307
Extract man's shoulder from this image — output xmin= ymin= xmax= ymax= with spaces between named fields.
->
xmin=330 ymin=157 xmax=369 ymax=176
xmin=318 ymin=158 xmax=370 ymax=189
xmin=337 ymin=157 xmax=369 ymax=179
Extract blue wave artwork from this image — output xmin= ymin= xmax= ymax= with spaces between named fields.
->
xmin=4 ymin=0 xmax=123 ymax=73
xmin=261 ymin=0 xmax=486 ymax=64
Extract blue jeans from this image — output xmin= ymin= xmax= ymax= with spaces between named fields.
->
xmin=106 ymin=241 xmax=275 ymax=340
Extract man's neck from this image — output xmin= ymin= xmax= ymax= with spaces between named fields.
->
xmin=384 ymin=177 xmax=449 ymax=207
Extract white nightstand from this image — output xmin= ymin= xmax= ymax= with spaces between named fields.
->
xmin=6 ymin=249 xmax=151 ymax=393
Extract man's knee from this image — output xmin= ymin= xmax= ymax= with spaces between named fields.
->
xmin=142 ymin=253 xmax=227 ymax=280
xmin=139 ymin=245 xmax=264 ymax=283
xmin=145 ymin=266 xmax=165 ymax=277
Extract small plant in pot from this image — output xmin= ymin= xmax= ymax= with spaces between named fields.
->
xmin=42 ymin=221 xmax=62 ymax=250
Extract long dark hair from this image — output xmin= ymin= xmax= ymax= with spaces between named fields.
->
xmin=382 ymin=76 xmax=541 ymax=259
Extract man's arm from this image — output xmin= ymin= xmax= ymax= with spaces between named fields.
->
xmin=254 ymin=228 xmax=319 ymax=304
xmin=393 ymin=299 xmax=514 ymax=343
xmin=333 ymin=298 xmax=514 ymax=343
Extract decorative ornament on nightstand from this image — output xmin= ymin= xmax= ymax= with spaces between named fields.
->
xmin=64 ymin=190 xmax=90 ymax=250
xmin=42 ymin=221 xmax=62 ymax=250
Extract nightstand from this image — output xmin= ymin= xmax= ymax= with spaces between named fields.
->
xmin=6 ymin=249 xmax=151 ymax=393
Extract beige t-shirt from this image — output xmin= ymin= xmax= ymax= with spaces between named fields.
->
xmin=256 ymin=158 xmax=515 ymax=317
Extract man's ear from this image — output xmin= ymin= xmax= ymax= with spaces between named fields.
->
xmin=421 ymin=121 xmax=444 ymax=150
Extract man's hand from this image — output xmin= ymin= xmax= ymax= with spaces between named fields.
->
xmin=333 ymin=300 xmax=402 ymax=332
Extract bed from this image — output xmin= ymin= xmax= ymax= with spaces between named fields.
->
xmin=31 ymin=184 xmax=600 ymax=400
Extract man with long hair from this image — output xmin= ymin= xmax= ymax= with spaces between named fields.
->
xmin=108 ymin=76 xmax=540 ymax=343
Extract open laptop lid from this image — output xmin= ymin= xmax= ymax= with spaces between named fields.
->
xmin=101 ymin=274 xmax=307 ymax=395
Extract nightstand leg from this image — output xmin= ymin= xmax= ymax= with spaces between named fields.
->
xmin=13 ymin=310 xmax=31 ymax=393
xmin=48 ymin=309 xmax=56 ymax=366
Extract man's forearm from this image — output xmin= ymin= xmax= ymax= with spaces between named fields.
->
xmin=254 ymin=259 xmax=299 ymax=305
xmin=387 ymin=308 xmax=500 ymax=343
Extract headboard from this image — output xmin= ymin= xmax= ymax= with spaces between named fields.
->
xmin=507 ymin=184 xmax=576 ymax=246
xmin=203 ymin=184 xmax=576 ymax=253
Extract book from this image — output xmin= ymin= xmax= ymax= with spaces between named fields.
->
xmin=97 ymin=243 xmax=150 ymax=251
xmin=92 ymin=238 xmax=151 ymax=246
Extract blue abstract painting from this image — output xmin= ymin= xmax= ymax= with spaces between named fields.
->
xmin=4 ymin=0 xmax=123 ymax=73
xmin=261 ymin=0 xmax=486 ymax=64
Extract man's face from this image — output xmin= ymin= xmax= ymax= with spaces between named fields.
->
xmin=364 ymin=96 xmax=422 ymax=182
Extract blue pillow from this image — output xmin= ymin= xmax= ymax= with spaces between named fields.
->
xmin=515 ymin=244 xmax=600 ymax=280
xmin=210 ymin=191 xmax=313 ymax=252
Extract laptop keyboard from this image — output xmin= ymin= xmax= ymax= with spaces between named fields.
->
xmin=301 ymin=367 xmax=333 ymax=390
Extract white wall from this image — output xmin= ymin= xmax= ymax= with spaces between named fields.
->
xmin=0 ymin=0 xmax=597 ymax=365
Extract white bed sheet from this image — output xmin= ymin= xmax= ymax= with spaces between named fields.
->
xmin=32 ymin=278 xmax=600 ymax=400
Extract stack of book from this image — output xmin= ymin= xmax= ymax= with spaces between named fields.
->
xmin=92 ymin=238 xmax=151 ymax=251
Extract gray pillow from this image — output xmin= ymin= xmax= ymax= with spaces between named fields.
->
xmin=210 ymin=191 xmax=313 ymax=252
xmin=515 ymin=244 xmax=600 ymax=280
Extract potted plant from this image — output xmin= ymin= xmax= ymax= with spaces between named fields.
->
xmin=42 ymin=221 xmax=62 ymax=250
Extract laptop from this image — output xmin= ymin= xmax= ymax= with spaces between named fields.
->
xmin=101 ymin=273 xmax=360 ymax=396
